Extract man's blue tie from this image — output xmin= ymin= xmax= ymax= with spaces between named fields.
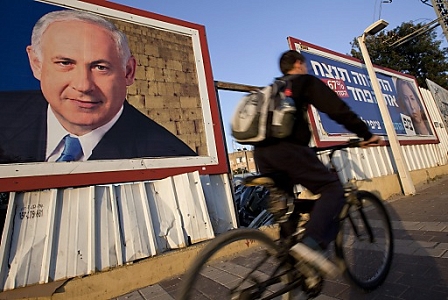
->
xmin=56 ymin=135 xmax=83 ymax=162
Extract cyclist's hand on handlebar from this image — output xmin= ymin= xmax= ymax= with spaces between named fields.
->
xmin=359 ymin=135 xmax=381 ymax=148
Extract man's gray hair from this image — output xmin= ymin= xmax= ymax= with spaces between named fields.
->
xmin=31 ymin=10 xmax=132 ymax=69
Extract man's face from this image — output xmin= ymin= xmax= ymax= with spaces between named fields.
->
xmin=27 ymin=20 xmax=136 ymax=135
xmin=290 ymin=61 xmax=308 ymax=75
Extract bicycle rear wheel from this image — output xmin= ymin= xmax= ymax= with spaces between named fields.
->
xmin=178 ymin=228 xmax=302 ymax=300
xmin=335 ymin=191 xmax=394 ymax=291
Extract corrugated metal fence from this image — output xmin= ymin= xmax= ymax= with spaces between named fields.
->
xmin=0 ymin=172 xmax=237 ymax=291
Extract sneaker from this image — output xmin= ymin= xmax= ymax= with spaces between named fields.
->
xmin=289 ymin=243 xmax=339 ymax=278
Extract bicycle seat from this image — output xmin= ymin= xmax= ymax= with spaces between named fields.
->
xmin=243 ymin=175 xmax=275 ymax=187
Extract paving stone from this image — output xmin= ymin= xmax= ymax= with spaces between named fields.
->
xmin=315 ymin=294 xmax=340 ymax=300
xmin=115 ymin=291 xmax=144 ymax=300
xmin=409 ymin=240 xmax=438 ymax=248
xmin=419 ymin=222 xmax=447 ymax=232
xmin=394 ymin=245 xmax=419 ymax=255
xmin=392 ymin=221 xmax=423 ymax=231
xmin=413 ymin=247 xmax=446 ymax=257
xmin=435 ymin=242 xmax=448 ymax=250
xmin=321 ymin=280 xmax=350 ymax=298
xmin=158 ymin=277 xmax=182 ymax=294
xmin=393 ymin=238 xmax=416 ymax=247
xmin=400 ymin=286 xmax=448 ymax=300
xmin=139 ymin=284 xmax=175 ymax=300
xmin=365 ymin=281 xmax=409 ymax=298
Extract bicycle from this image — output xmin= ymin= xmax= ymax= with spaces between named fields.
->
xmin=178 ymin=140 xmax=394 ymax=299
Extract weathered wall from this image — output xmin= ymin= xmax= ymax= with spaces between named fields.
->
xmin=113 ymin=19 xmax=206 ymax=155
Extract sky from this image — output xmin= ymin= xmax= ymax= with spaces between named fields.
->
xmin=112 ymin=0 xmax=447 ymax=152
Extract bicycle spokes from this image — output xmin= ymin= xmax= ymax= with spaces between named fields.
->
xmin=335 ymin=191 xmax=393 ymax=291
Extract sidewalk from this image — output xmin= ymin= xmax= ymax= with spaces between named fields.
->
xmin=116 ymin=176 xmax=448 ymax=300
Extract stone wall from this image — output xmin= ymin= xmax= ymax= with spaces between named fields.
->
xmin=112 ymin=19 xmax=207 ymax=155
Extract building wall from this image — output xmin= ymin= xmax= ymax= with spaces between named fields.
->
xmin=228 ymin=149 xmax=257 ymax=174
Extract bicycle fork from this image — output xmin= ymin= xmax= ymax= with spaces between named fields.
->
xmin=342 ymin=184 xmax=376 ymax=243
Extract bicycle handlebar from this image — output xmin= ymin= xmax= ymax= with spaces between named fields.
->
xmin=311 ymin=139 xmax=363 ymax=154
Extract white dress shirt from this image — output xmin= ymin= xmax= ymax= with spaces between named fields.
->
xmin=46 ymin=106 xmax=123 ymax=162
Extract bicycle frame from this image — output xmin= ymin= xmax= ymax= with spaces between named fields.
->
xmin=303 ymin=140 xmax=378 ymax=245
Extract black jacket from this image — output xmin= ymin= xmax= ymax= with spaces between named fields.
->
xmin=267 ymin=74 xmax=373 ymax=146
xmin=0 ymin=90 xmax=196 ymax=163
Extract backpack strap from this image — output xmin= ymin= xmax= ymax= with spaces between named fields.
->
xmin=274 ymin=74 xmax=300 ymax=95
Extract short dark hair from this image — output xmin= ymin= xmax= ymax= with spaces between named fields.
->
xmin=279 ymin=50 xmax=306 ymax=75
xmin=31 ymin=10 xmax=131 ymax=69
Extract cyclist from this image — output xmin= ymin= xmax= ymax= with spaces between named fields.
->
xmin=254 ymin=50 xmax=381 ymax=276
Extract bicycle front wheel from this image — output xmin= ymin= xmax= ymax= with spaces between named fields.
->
xmin=178 ymin=228 xmax=301 ymax=300
xmin=335 ymin=191 xmax=394 ymax=291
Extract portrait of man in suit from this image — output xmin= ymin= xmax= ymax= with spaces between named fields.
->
xmin=0 ymin=9 xmax=196 ymax=164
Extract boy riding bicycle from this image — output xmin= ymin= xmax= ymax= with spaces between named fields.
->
xmin=253 ymin=50 xmax=381 ymax=276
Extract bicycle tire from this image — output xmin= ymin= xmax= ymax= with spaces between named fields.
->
xmin=178 ymin=228 xmax=301 ymax=300
xmin=335 ymin=191 xmax=394 ymax=291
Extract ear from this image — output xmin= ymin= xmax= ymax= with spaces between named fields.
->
xmin=125 ymin=56 xmax=136 ymax=86
xmin=26 ymin=46 xmax=42 ymax=80
xmin=298 ymin=61 xmax=308 ymax=74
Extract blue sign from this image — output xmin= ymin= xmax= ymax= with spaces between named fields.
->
xmin=288 ymin=38 xmax=434 ymax=139
xmin=0 ymin=1 xmax=62 ymax=91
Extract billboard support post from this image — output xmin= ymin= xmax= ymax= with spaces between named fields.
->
xmin=357 ymin=19 xmax=416 ymax=195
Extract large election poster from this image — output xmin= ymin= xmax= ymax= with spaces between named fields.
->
xmin=0 ymin=0 xmax=228 ymax=191
xmin=287 ymin=37 xmax=437 ymax=146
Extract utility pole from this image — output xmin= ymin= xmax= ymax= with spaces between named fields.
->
xmin=431 ymin=0 xmax=448 ymax=43
xmin=358 ymin=20 xmax=416 ymax=195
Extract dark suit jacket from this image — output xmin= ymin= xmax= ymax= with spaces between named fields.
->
xmin=0 ymin=90 xmax=196 ymax=163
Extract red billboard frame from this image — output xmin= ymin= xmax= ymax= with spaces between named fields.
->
xmin=287 ymin=37 xmax=439 ymax=147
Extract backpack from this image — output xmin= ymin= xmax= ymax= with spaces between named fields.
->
xmin=231 ymin=75 xmax=297 ymax=145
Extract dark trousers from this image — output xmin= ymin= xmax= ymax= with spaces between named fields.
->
xmin=254 ymin=142 xmax=345 ymax=249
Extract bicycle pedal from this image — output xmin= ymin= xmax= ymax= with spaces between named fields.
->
xmin=303 ymin=276 xmax=323 ymax=298
xmin=294 ymin=263 xmax=322 ymax=295
xmin=304 ymin=274 xmax=322 ymax=290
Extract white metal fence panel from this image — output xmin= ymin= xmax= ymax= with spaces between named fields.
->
xmin=200 ymin=174 xmax=238 ymax=234
xmin=52 ymin=187 xmax=97 ymax=281
xmin=144 ymin=177 xmax=188 ymax=252
xmin=114 ymin=182 xmax=158 ymax=262
xmin=94 ymin=185 xmax=122 ymax=271
xmin=1 ymin=190 xmax=57 ymax=290
xmin=318 ymin=145 xmax=396 ymax=183
xmin=171 ymin=172 xmax=215 ymax=245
